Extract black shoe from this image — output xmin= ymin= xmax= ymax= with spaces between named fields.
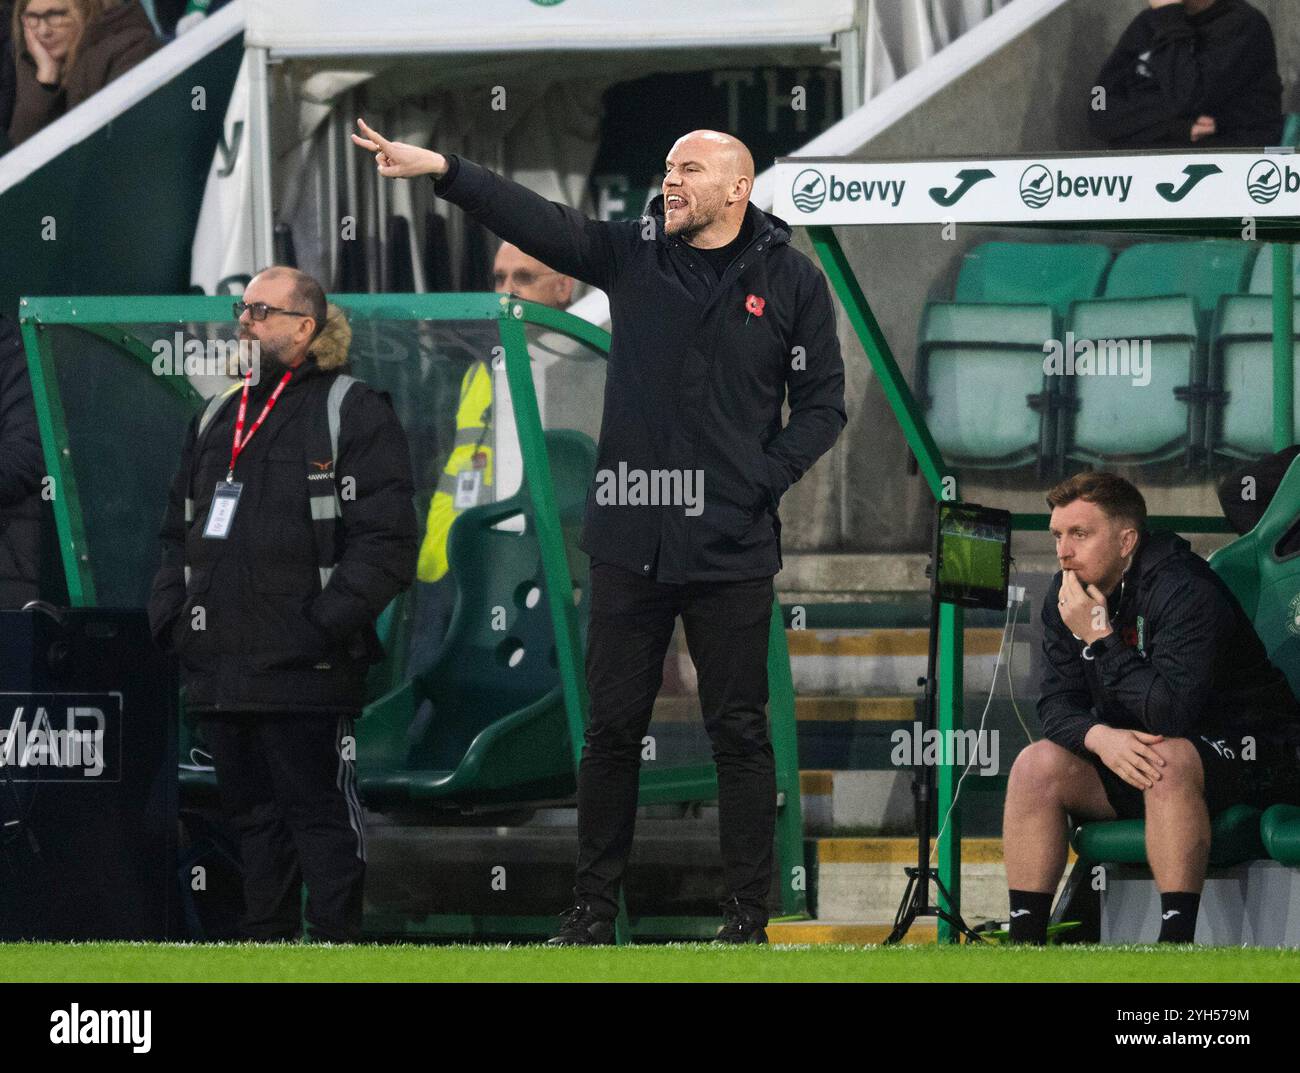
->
xmin=713 ymin=899 xmax=768 ymax=944
xmin=547 ymin=903 xmax=616 ymax=946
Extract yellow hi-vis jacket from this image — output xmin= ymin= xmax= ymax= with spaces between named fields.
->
xmin=416 ymin=360 xmax=493 ymax=582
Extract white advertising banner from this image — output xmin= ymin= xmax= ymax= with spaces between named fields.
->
xmin=773 ymin=153 xmax=1300 ymax=226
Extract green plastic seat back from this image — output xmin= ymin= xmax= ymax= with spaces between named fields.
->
xmin=1209 ymin=454 xmax=1300 ymax=700
xmin=407 ymin=429 xmax=596 ymax=772
xmin=1212 ymin=295 xmax=1300 ymax=457
xmin=920 ymin=303 xmax=1053 ymax=463
xmin=953 ymin=242 xmax=1111 ymax=319
xmin=1104 ymin=241 xmax=1254 ymax=317
xmin=1066 ymin=296 xmax=1198 ymax=462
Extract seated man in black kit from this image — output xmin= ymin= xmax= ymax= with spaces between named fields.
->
xmin=1003 ymin=472 xmax=1300 ymax=943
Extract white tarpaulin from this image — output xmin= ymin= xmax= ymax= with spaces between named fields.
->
xmin=244 ymin=0 xmax=856 ymax=54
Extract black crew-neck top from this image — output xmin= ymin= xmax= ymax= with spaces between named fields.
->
xmin=685 ymin=214 xmax=754 ymax=280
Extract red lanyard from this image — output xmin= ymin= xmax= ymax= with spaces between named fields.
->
xmin=227 ymin=368 xmax=293 ymax=481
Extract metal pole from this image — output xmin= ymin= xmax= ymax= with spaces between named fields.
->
xmin=935 ymin=600 xmax=963 ymax=942
xmin=838 ymin=26 xmax=863 ymax=116
xmin=247 ymin=47 xmax=275 ymax=271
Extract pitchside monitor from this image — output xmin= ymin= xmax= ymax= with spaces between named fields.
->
xmin=933 ymin=501 xmax=1011 ymax=611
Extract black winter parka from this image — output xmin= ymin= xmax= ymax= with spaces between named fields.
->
xmin=432 ymin=155 xmax=847 ymax=583
xmin=147 ymin=360 xmax=418 ymax=714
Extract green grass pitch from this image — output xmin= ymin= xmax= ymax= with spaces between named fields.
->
xmin=4 ymin=943 xmax=1300 ymax=983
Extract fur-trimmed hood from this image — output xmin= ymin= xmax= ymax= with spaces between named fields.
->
xmin=309 ymin=303 xmax=352 ymax=371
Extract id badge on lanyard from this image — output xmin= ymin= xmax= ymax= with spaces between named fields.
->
xmin=202 ymin=367 xmax=292 ymax=540
xmin=203 ymin=481 xmax=243 ymax=539
xmin=454 ymin=450 xmax=488 ymax=509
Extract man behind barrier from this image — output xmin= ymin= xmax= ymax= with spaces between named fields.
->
xmin=407 ymin=243 xmax=575 ymax=677
xmin=1003 ymin=472 xmax=1300 ymax=944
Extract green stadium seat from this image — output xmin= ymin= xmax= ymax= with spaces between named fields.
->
xmin=1261 ymin=803 xmax=1300 ymax=865
xmin=1099 ymin=241 xmax=1254 ymax=316
xmin=1064 ymin=241 xmax=1256 ymax=467
xmin=1065 ymin=295 xmax=1200 ymax=464
xmin=918 ymin=242 xmax=1112 ymax=473
xmin=355 ymin=428 xmax=597 ymax=808
xmin=1072 ymin=804 xmax=1265 ymax=867
xmin=1207 ymin=453 xmax=1300 ymax=700
xmin=1207 ymin=246 xmax=1300 ymax=459
xmin=951 ymin=241 xmax=1112 ymax=320
xmin=919 ymin=303 xmax=1055 ymax=468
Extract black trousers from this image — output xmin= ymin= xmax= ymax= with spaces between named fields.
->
xmin=575 ymin=561 xmax=777 ymax=923
xmin=198 ymin=712 xmax=366 ymax=942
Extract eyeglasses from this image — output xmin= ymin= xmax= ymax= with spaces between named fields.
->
xmin=21 ymin=8 xmax=73 ymax=28
xmin=233 ymin=301 xmax=313 ymax=322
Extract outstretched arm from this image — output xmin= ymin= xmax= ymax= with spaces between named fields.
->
xmin=352 ymin=118 xmax=623 ymax=291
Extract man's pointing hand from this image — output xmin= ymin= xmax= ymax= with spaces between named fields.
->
xmin=350 ymin=118 xmax=447 ymax=179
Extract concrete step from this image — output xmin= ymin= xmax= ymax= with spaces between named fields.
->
xmin=786 ymin=627 xmax=1031 ymax=694
xmin=800 ymin=768 xmax=913 ymax=833
xmin=649 ymin=693 xmax=920 ymax=723
xmin=798 ymin=763 xmax=1015 ymax=836
xmin=810 ymin=837 xmax=1075 ymax=926
xmin=766 ymin=918 xmax=937 ymax=945
xmin=657 ymin=623 xmax=1033 ymax=698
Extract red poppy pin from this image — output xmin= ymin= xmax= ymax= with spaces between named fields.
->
xmin=744 ymin=293 xmax=765 ymax=324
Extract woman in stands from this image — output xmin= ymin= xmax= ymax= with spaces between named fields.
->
xmin=8 ymin=0 xmax=157 ymax=146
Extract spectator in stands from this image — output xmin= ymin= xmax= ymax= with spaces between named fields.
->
xmin=8 ymin=0 xmax=158 ymax=147
xmin=406 ymin=243 xmax=575 ymax=679
xmin=1004 ymin=472 xmax=1300 ymax=944
xmin=148 ymin=268 xmax=419 ymax=942
xmin=1089 ymin=0 xmax=1283 ymax=150
xmin=0 ymin=313 xmax=43 ymax=609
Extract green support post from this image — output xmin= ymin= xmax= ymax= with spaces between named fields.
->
xmin=20 ymin=315 xmax=94 ymax=606
xmin=766 ymin=598 xmax=808 ymax=918
xmin=935 ymin=601 xmax=962 ymax=942
xmin=1273 ymin=243 xmax=1295 ymax=452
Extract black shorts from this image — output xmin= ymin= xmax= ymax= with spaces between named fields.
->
xmin=1090 ymin=734 xmax=1300 ymax=821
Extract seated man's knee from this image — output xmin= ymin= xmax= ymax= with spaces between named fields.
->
xmin=1008 ymin=739 xmax=1078 ymax=804
xmin=1144 ymin=737 xmax=1203 ymax=800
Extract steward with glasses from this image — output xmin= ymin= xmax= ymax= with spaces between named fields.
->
xmin=149 ymin=267 xmax=418 ymax=943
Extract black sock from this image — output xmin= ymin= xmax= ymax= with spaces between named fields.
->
xmin=1158 ymin=891 xmax=1200 ymax=943
xmin=1007 ymin=889 xmax=1052 ymax=944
